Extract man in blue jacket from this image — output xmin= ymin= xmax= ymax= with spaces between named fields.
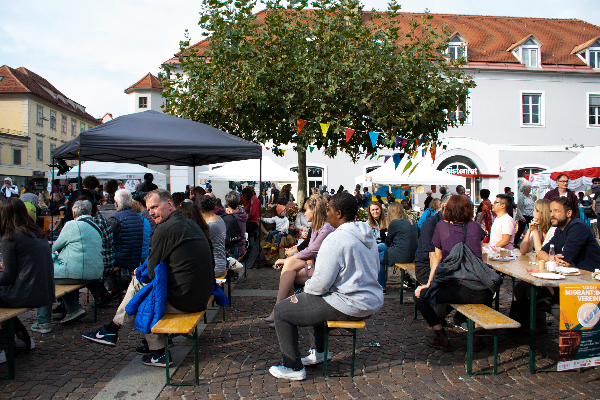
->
xmin=82 ymin=189 xmax=214 ymax=367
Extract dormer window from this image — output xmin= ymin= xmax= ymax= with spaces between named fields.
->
xmin=587 ymin=41 xmax=600 ymax=68
xmin=447 ymin=34 xmax=467 ymax=61
xmin=508 ymin=35 xmax=542 ymax=68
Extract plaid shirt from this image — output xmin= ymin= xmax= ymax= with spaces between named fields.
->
xmin=93 ymin=213 xmax=116 ymax=275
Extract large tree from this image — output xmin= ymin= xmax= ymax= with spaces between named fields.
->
xmin=161 ymin=0 xmax=475 ymax=201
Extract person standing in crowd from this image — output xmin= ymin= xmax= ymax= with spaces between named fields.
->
xmin=105 ymin=190 xmax=143 ymax=295
xmin=52 ymin=180 xmax=61 ymax=195
xmin=131 ymin=200 xmax=151 ymax=262
xmin=414 ymin=194 xmax=450 ymax=284
xmin=362 ymin=187 xmax=371 ymax=208
xmin=19 ymin=185 xmax=26 ymax=196
xmin=139 ymin=172 xmax=158 ymax=192
xmin=50 ymin=193 xmax=65 ymax=216
xmin=83 ymin=190 xmax=214 ymax=367
xmin=270 ymin=183 xmax=280 ymax=204
xmin=423 ymin=190 xmax=433 ymax=210
xmin=1 ymin=178 xmax=19 ymax=199
xmin=475 ymin=189 xmax=494 ymax=243
xmin=543 ymin=174 xmax=580 ymax=219
xmin=259 ymin=189 xmax=269 ymax=208
xmin=418 ymin=199 xmax=441 ymax=228
xmin=269 ymin=193 xmax=383 ymax=381
xmin=0 ymin=198 xmax=55 ymax=337
xmin=414 ymin=195 xmax=496 ymax=351
xmin=504 ymin=187 xmax=516 ymax=217
xmin=184 ymin=185 xmax=191 ymax=199
xmin=515 ymin=184 xmax=535 ymax=244
xmin=402 ymin=191 xmax=412 ymax=209
xmin=489 ymin=194 xmax=516 ymax=250
xmin=353 ymin=190 xmax=363 ymax=206
xmin=367 ymin=201 xmax=388 ymax=292
xmin=134 ymin=192 xmax=156 ymax=235
xmin=280 ymin=185 xmax=294 ymax=203
xmin=19 ymin=186 xmax=39 ymax=207
xmin=197 ymin=195 xmax=227 ymax=276
xmin=81 ymin=175 xmax=103 ymax=205
xmin=592 ymin=177 xmax=600 ymax=218
xmin=383 ymin=202 xmax=418 ymax=290
xmin=104 ymin=179 xmax=119 ymax=205
xmin=439 ymin=186 xmax=447 ymax=198
xmin=241 ymin=187 xmax=260 ymax=244
xmin=225 ymin=191 xmax=248 ymax=257
xmin=192 ymin=186 xmax=206 ymax=201
xmin=337 ymin=185 xmax=344 ymax=194
xmin=34 ymin=200 xmax=103 ymax=332
xmin=37 ymin=191 xmax=51 ymax=216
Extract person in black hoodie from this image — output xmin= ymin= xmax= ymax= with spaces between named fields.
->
xmin=137 ymin=173 xmax=158 ymax=193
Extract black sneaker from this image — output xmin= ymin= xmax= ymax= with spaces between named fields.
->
xmin=136 ymin=338 xmax=174 ymax=355
xmin=142 ymin=350 xmax=173 ymax=367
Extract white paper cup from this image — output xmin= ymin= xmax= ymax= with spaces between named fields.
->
xmin=546 ymin=261 xmax=557 ymax=272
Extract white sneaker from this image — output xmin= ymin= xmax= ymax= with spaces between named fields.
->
xmin=15 ymin=337 xmax=35 ymax=349
xmin=301 ymin=349 xmax=332 ymax=366
xmin=31 ymin=322 xmax=52 ymax=334
xmin=268 ymin=365 xmax=306 ymax=381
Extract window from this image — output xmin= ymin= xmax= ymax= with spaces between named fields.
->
xmin=590 ymin=50 xmax=600 ymax=69
xmin=447 ymin=34 xmax=467 ymax=61
xmin=448 ymin=45 xmax=464 ymax=60
xmin=589 ymin=94 xmax=600 ymax=127
xmin=139 ymin=97 xmax=148 ymax=108
xmin=513 ymin=37 xmax=541 ymax=68
xmin=80 ymin=122 xmax=85 ymax=133
xmin=50 ymin=143 xmax=56 ymax=159
xmin=61 ymin=114 xmax=67 ymax=133
xmin=0 ymin=76 xmax=4 ymax=82
xmin=36 ymin=140 xmax=44 ymax=161
xmin=36 ymin=104 xmax=44 ymax=126
xmin=13 ymin=148 xmax=21 ymax=165
xmin=521 ymin=92 xmax=544 ymax=126
xmin=71 ymin=119 xmax=77 ymax=136
xmin=522 ymin=48 xmax=538 ymax=68
xmin=290 ymin=165 xmax=325 ymax=190
xmin=50 ymin=110 xmax=57 ymax=130
xmin=448 ymin=92 xmax=472 ymax=125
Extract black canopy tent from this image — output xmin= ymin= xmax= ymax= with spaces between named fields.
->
xmin=52 ymin=110 xmax=263 ymax=188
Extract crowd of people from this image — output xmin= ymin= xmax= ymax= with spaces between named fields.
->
xmin=1 ymin=173 xmax=600 ymax=379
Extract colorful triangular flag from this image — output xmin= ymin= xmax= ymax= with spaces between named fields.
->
xmin=384 ymin=156 xmax=391 ymax=164
xmin=320 ymin=123 xmax=330 ymax=136
xmin=430 ymin=143 xmax=436 ymax=162
xmin=400 ymin=139 xmax=408 ymax=150
xmin=392 ymin=153 xmax=405 ymax=170
xmin=415 ymin=139 xmax=422 ymax=147
xmin=309 ymin=146 xmax=315 ymax=153
xmin=358 ymin=152 xmax=364 ymax=155
xmin=266 ymin=147 xmax=270 ymax=150
xmin=297 ymin=119 xmax=307 ymax=133
xmin=394 ymin=136 xmax=402 ymax=150
xmin=377 ymin=155 xmax=383 ymax=160
xmin=403 ymin=160 xmax=413 ymax=174
xmin=281 ymin=150 xmax=287 ymax=155
xmin=364 ymin=153 xmax=370 ymax=160
xmin=345 ymin=128 xmax=355 ymax=142
xmin=368 ymin=132 xmax=379 ymax=148
xmin=409 ymin=161 xmax=420 ymax=175
xmin=369 ymin=154 xmax=376 ymax=160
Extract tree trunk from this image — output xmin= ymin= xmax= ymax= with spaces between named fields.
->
xmin=297 ymin=146 xmax=308 ymax=207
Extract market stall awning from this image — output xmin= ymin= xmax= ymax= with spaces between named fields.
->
xmin=197 ymin=156 xmax=297 ymax=182
xmin=63 ymin=161 xmax=166 ymax=189
xmin=529 ymin=147 xmax=600 ymax=189
xmin=360 ymin=158 xmax=466 ymax=186
xmin=52 ymin=110 xmax=262 ymax=166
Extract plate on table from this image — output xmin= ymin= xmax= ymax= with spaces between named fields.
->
xmin=555 ymin=267 xmax=581 ymax=276
xmin=488 ymin=256 xmax=518 ymax=262
xmin=531 ymin=272 xmax=566 ymax=280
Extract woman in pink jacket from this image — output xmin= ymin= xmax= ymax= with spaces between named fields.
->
xmin=265 ymin=196 xmax=334 ymax=325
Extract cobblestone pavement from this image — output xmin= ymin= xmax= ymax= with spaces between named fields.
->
xmin=2 ymin=267 xmax=600 ymax=399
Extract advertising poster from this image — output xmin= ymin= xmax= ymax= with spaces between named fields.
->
xmin=558 ymin=283 xmax=600 ymax=371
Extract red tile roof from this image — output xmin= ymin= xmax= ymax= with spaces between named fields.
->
xmin=0 ymin=65 xmax=101 ymax=123
xmin=164 ymin=11 xmax=600 ymax=72
xmin=124 ymin=72 xmax=164 ymax=93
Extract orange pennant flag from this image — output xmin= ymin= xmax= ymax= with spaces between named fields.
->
xmin=297 ymin=119 xmax=307 ymax=133
xmin=430 ymin=143 xmax=437 ymax=162
xmin=415 ymin=139 xmax=421 ymax=147
xmin=345 ymin=128 xmax=355 ymax=142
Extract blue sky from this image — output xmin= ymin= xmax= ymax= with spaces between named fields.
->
xmin=1 ymin=0 xmax=599 ymax=120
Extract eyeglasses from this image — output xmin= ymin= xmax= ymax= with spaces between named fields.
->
xmin=557 ymin=180 xmax=568 ymax=183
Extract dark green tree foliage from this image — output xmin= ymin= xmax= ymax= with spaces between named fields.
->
xmin=161 ymin=0 xmax=475 ymax=200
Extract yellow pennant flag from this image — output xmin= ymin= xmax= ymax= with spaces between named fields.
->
xmin=281 ymin=150 xmax=287 ymax=155
xmin=320 ymin=123 xmax=330 ymax=137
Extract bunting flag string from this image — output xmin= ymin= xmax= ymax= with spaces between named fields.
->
xmin=384 ymin=156 xmax=391 ymax=164
xmin=368 ymin=132 xmax=379 ymax=148
xmin=364 ymin=153 xmax=370 ymax=160
xmin=345 ymin=128 xmax=355 ymax=142
xmin=392 ymin=153 xmax=405 ymax=170
xmin=400 ymin=139 xmax=408 ymax=150
xmin=297 ymin=119 xmax=307 ymax=133
xmin=403 ymin=160 xmax=413 ymax=174
xmin=369 ymin=154 xmax=376 ymax=160
xmin=309 ymin=146 xmax=315 ymax=153
xmin=320 ymin=123 xmax=330 ymax=137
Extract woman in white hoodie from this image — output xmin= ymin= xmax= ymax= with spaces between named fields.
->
xmin=269 ymin=193 xmax=384 ymax=381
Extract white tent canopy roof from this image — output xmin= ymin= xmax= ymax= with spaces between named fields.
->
xmin=529 ymin=147 xmax=600 ymax=190
xmin=360 ymin=158 xmax=466 ymax=186
xmin=197 ymin=157 xmax=297 ymax=182
xmin=63 ymin=161 xmax=166 ymax=189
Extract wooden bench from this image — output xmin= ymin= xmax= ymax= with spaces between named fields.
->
xmin=55 ymin=282 xmax=98 ymax=322
xmin=151 ymin=295 xmax=215 ymax=386
xmin=450 ymin=304 xmax=521 ymax=376
xmin=0 ymin=308 xmax=32 ymax=380
xmin=323 ymin=320 xmax=366 ymax=378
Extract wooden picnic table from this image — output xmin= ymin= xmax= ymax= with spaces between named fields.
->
xmin=486 ymin=253 xmax=597 ymax=373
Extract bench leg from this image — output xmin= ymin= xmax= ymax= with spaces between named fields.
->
xmin=493 ymin=331 xmax=498 ymax=375
xmin=323 ymin=326 xmax=330 ymax=378
xmin=413 ymin=281 xmax=420 ymax=321
xmin=203 ymin=312 xmax=208 ymax=324
xmin=94 ymin=281 xmax=98 ymax=323
xmin=511 ymin=277 xmax=516 ymax=302
xmin=399 ymin=269 xmax=405 ymax=305
xmin=165 ymin=335 xmax=171 ymax=386
xmin=5 ymin=318 xmax=15 ymax=380
xmin=350 ymin=328 xmax=357 ymax=378
xmin=495 ymin=286 xmax=500 ymax=311
xmin=193 ymin=327 xmax=199 ymax=385
xmin=467 ymin=319 xmax=474 ymax=377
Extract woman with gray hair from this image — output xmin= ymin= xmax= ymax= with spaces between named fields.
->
xmin=515 ymin=184 xmax=535 ymax=244
xmin=32 ymin=200 xmax=104 ymax=332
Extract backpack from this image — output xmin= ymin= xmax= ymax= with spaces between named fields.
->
xmin=582 ymin=196 xmax=596 ymax=219
xmin=221 ymin=214 xmax=242 ymax=246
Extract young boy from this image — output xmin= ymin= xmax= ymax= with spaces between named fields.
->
xmin=263 ymin=204 xmax=290 ymax=250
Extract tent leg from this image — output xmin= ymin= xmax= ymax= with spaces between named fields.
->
xmin=193 ymin=166 xmax=196 ymax=187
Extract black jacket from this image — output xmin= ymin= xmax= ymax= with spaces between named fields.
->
xmin=147 ymin=210 xmax=214 ymax=312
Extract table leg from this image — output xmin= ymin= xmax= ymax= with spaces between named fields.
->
xmin=399 ymin=269 xmax=405 ymax=305
xmin=529 ymin=285 xmax=537 ymax=373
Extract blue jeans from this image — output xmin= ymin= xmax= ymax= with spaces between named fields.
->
xmin=377 ymin=243 xmax=387 ymax=289
xmin=36 ymin=291 xmax=81 ymax=324
xmin=267 ymin=230 xmax=287 ymax=245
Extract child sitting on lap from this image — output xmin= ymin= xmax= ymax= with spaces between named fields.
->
xmin=263 ymin=205 xmax=290 ymax=250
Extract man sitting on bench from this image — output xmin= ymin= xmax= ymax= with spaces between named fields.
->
xmin=82 ymin=189 xmax=214 ymax=367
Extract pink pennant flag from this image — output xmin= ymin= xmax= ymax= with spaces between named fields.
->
xmin=364 ymin=153 xmax=370 ymax=160
xmin=400 ymin=139 xmax=408 ymax=150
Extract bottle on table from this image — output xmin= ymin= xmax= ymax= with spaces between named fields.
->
xmin=549 ymin=244 xmax=555 ymax=262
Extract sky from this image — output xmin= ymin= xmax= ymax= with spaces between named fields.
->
xmin=1 ymin=0 xmax=599 ymax=120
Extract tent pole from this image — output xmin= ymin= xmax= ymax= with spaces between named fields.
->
xmin=193 ymin=166 xmax=196 ymax=187
xmin=77 ymin=147 xmax=81 ymax=193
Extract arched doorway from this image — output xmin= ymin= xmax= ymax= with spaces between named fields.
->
xmin=437 ymin=155 xmax=483 ymax=202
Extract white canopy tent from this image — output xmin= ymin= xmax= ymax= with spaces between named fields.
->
xmin=63 ymin=161 xmax=166 ymax=190
xmin=356 ymin=158 xmax=466 ymax=186
xmin=197 ymin=157 xmax=297 ymax=182
xmin=529 ymin=147 xmax=600 ymax=190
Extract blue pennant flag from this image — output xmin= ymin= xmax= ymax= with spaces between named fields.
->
xmin=393 ymin=153 xmax=405 ymax=170
xmin=369 ymin=132 xmax=379 ymax=149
